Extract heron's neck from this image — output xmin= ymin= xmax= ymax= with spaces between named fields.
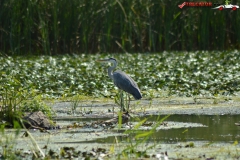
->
xmin=108 ymin=62 xmax=117 ymax=80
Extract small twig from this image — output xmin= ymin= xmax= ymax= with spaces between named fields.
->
xmin=20 ymin=119 xmax=45 ymax=158
xmin=115 ymin=41 xmax=128 ymax=54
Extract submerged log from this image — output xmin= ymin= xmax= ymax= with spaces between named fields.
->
xmin=103 ymin=112 xmax=130 ymax=125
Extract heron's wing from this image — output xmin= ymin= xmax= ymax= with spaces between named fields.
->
xmin=113 ymin=70 xmax=142 ymax=99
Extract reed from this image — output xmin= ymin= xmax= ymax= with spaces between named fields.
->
xmin=0 ymin=76 xmax=28 ymax=125
xmin=0 ymin=0 xmax=239 ymax=55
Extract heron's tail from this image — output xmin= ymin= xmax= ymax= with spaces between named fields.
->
xmin=133 ymin=92 xmax=142 ymax=100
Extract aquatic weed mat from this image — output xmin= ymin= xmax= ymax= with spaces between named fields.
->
xmin=1 ymin=51 xmax=240 ymax=99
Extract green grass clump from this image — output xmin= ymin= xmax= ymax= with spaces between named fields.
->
xmin=119 ymin=115 xmax=170 ymax=159
xmin=0 ymin=75 xmax=30 ymax=126
xmin=0 ymin=121 xmax=22 ymax=159
xmin=20 ymin=97 xmax=54 ymax=119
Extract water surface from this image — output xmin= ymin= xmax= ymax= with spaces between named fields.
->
xmin=92 ymin=115 xmax=240 ymax=143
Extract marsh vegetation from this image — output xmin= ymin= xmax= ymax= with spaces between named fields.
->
xmin=1 ymin=0 xmax=239 ymax=54
xmin=1 ymin=52 xmax=240 ymax=159
xmin=1 ymin=0 xmax=240 ymax=158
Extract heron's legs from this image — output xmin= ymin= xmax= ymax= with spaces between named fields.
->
xmin=126 ymin=94 xmax=130 ymax=112
xmin=120 ymin=90 xmax=124 ymax=112
xmin=119 ymin=91 xmax=130 ymax=112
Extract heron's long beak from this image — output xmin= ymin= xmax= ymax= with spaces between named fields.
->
xmin=96 ymin=59 xmax=109 ymax=62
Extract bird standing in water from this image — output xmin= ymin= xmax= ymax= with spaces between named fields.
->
xmin=97 ymin=58 xmax=142 ymax=111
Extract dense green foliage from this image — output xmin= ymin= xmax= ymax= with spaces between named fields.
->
xmin=0 ymin=0 xmax=239 ymax=55
xmin=1 ymin=51 xmax=239 ymax=100
xmin=0 ymin=74 xmax=53 ymax=124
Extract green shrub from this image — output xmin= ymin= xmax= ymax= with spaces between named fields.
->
xmin=20 ymin=97 xmax=54 ymax=119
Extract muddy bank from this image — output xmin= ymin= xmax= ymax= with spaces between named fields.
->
xmin=50 ymin=96 xmax=240 ymax=118
xmin=45 ymin=96 xmax=240 ymax=159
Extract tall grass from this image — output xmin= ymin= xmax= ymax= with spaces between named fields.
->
xmin=120 ymin=115 xmax=170 ymax=158
xmin=0 ymin=76 xmax=29 ymax=125
xmin=0 ymin=67 xmax=53 ymax=125
xmin=0 ymin=0 xmax=240 ymax=55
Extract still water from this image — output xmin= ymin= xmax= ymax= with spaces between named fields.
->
xmin=94 ymin=115 xmax=240 ymax=143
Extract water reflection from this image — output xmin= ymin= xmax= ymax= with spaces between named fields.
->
xmin=150 ymin=115 xmax=240 ymax=142
xmin=94 ymin=115 xmax=240 ymax=143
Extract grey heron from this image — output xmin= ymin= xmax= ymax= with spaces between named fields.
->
xmin=97 ymin=58 xmax=142 ymax=111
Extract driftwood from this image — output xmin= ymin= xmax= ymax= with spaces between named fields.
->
xmin=102 ymin=112 xmax=130 ymax=125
